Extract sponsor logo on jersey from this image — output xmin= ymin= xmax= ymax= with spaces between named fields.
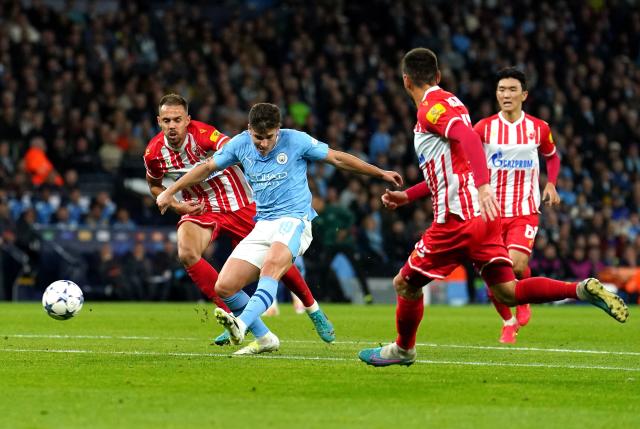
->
xmin=210 ymin=130 xmax=221 ymax=142
xmin=490 ymin=151 xmax=534 ymax=169
xmin=199 ymin=129 xmax=207 ymax=134
xmin=528 ymin=131 xmax=536 ymax=140
xmin=249 ymin=172 xmax=288 ymax=188
xmin=276 ymin=152 xmax=288 ymax=164
xmin=426 ymin=103 xmax=446 ymax=124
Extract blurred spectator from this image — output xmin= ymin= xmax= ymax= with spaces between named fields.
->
xmin=313 ymin=189 xmax=372 ymax=303
xmin=122 ymin=242 xmax=152 ymax=300
xmin=22 ymin=136 xmax=63 ymax=187
xmin=112 ymin=207 xmax=136 ymax=230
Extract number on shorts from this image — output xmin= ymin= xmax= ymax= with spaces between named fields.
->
xmin=524 ymin=225 xmax=538 ymax=239
xmin=279 ymin=221 xmax=294 ymax=234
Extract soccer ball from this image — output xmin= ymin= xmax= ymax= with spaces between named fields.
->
xmin=42 ymin=280 xmax=84 ymax=320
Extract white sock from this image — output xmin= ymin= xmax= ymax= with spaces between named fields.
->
xmin=305 ymin=301 xmax=319 ymax=313
xmin=504 ymin=316 xmax=518 ymax=326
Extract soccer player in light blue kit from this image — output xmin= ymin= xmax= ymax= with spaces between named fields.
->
xmin=157 ymin=103 xmax=403 ymax=350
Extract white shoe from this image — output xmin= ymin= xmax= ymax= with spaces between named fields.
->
xmin=214 ymin=308 xmax=246 ymax=345
xmin=233 ymin=332 xmax=280 ymax=355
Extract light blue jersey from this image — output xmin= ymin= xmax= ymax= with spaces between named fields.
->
xmin=213 ymin=129 xmax=329 ymax=221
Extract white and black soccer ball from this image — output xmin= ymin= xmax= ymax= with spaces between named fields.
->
xmin=42 ymin=280 xmax=84 ymax=320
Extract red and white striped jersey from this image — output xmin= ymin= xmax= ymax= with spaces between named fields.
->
xmin=143 ymin=120 xmax=253 ymax=213
xmin=414 ymin=85 xmax=480 ymax=224
xmin=473 ymin=111 xmax=556 ymax=217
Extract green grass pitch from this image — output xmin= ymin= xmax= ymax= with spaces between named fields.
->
xmin=0 ymin=302 xmax=638 ymax=429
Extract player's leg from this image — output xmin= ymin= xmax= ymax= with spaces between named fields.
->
xmin=359 ymin=225 xmax=460 ymax=367
xmin=358 ymin=272 xmax=427 ymax=367
xmin=489 ymin=249 xmax=530 ymax=343
xmin=510 ymin=249 xmax=532 ymax=327
xmin=220 ymin=218 xmax=313 ymax=341
xmin=507 ymin=214 xmax=539 ymax=327
xmin=282 ymin=265 xmax=336 ymax=342
xmin=177 ymin=220 xmax=230 ymax=312
xmin=486 ymin=217 xmax=516 ymax=341
xmin=483 ymin=263 xmax=628 ymax=322
xmin=214 ymin=256 xmax=280 ymax=353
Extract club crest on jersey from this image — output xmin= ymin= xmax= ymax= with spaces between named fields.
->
xmin=276 ymin=152 xmax=288 ymax=164
xmin=426 ymin=103 xmax=446 ymax=124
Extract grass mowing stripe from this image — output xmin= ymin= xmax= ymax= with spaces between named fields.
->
xmin=2 ymin=347 xmax=639 ymax=372
xmin=5 ymin=333 xmax=640 ymax=356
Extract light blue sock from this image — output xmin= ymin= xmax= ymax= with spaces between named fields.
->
xmin=239 ymin=276 xmax=279 ymax=330
xmin=222 ymin=291 xmax=269 ymax=338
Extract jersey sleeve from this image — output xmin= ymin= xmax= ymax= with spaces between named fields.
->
xmin=192 ymin=121 xmax=230 ymax=151
xmin=473 ymin=119 xmax=488 ymax=143
xmin=212 ymin=134 xmax=241 ymax=169
xmin=298 ymin=131 xmax=329 ymax=161
xmin=420 ymin=100 xmax=463 ymax=138
xmin=538 ymin=121 xmax=556 ymax=157
xmin=143 ymin=148 xmax=163 ymax=179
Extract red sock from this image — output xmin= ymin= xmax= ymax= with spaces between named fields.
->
xmin=487 ymin=286 xmax=513 ymax=321
xmin=515 ymin=277 xmax=578 ymax=304
xmin=185 ymin=258 xmax=230 ymax=312
xmin=281 ymin=266 xmax=315 ymax=307
xmin=395 ymin=295 xmax=424 ymax=350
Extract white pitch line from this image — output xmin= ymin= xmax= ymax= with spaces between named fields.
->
xmin=4 ymin=333 xmax=640 ymax=357
xmin=0 ymin=347 xmax=639 ymax=372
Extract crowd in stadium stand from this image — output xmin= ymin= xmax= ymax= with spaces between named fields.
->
xmin=0 ymin=0 xmax=639 ymax=301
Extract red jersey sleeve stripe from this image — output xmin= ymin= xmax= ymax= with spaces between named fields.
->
xmin=226 ymin=167 xmax=251 ymax=207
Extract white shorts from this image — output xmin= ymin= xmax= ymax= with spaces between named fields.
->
xmin=229 ymin=217 xmax=313 ymax=269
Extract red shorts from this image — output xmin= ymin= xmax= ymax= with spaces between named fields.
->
xmin=177 ymin=203 xmax=257 ymax=247
xmin=400 ymin=215 xmax=512 ymax=287
xmin=500 ymin=214 xmax=539 ymax=256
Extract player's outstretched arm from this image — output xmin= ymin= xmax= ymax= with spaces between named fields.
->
xmin=156 ymin=158 xmax=220 ymax=214
xmin=324 ymin=149 xmax=403 ymax=187
xmin=146 ymin=174 xmax=204 ymax=216
xmin=382 ymin=182 xmax=432 ymax=210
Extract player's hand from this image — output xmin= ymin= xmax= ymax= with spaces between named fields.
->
xmin=476 ymin=184 xmax=499 ymax=221
xmin=174 ymin=200 xmax=205 ymax=216
xmin=156 ymin=190 xmax=174 ymax=215
xmin=542 ymin=183 xmax=561 ymax=207
xmin=381 ymin=170 xmax=403 ymax=187
xmin=381 ymin=189 xmax=409 ymax=210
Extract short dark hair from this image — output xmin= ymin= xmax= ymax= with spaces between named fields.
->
xmin=496 ymin=67 xmax=527 ymax=91
xmin=158 ymin=93 xmax=188 ymax=114
xmin=401 ymin=48 xmax=439 ymax=87
xmin=249 ymin=103 xmax=281 ymax=133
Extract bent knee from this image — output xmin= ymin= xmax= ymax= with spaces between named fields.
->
xmin=490 ymin=282 xmax=517 ymax=306
xmin=393 ymin=274 xmax=423 ymax=300
xmin=214 ymin=278 xmax=236 ymax=298
xmin=178 ymin=247 xmax=200 ymax=267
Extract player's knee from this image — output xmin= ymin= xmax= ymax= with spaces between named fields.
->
xmin=512 ymin=261 xmax=528 ymax=279
xmin=214 ymin=278 xmax=235 ymax=299
xmin=490 ymin=282 xmax=517 ymax=306
xmin=393 ymin=274 xmax=422 ymax=300
xmin=178 ymin=246 xmax=200 ymax=267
